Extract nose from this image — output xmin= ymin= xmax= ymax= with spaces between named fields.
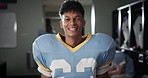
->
xmin=70 ymin=19 xmax=76 ymax=25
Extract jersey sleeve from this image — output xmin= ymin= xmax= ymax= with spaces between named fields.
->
xmin=32 ymin=41 xmax=52 ymax=77
xmin=114 ymin=52 xmax=126 ymax=66
xmin=96 ymin=39 xmax=116 ymax=75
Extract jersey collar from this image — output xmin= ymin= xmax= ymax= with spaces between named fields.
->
xmin=56 ymin=33 xmax=92 ymax=52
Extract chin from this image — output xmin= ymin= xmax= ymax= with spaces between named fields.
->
xmin=71 ymin=34 xmax=81 ymax=37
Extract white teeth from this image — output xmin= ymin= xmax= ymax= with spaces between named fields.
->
xmin=69 ymin=28 xmax=77 ymax=30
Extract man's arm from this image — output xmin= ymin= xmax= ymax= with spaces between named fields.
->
xmin=41 ymin=74 xmax=52 ymax=78
xmin=97 ymin=72 xmax=108 ymax=78
xmin=108 ymin=65 xmax=124 ymax=75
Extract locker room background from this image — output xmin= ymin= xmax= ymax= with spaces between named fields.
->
xmin=112 ymin=0 xmax=148 ymax=78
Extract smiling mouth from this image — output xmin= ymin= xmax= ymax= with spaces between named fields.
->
xmin=69 ymin=28 xmax=78 ymax=31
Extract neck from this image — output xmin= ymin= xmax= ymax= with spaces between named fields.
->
xmin=65 ymin=35 xmax=82 ymax=48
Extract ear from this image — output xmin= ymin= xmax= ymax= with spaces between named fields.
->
xmin=60 ymin=21 xmax=63 ymax=28
xmin=83 ymin=20 xmax=86 ymax=28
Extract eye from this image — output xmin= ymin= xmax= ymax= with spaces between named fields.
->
xmin=76 ymin=17 xmax=82 ymax=21
xmin=76 ymin=18 xmax=80 ymax=21
xmin=64 ymin=18 xmax=70 ymax=21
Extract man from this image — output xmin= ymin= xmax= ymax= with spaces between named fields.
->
xmin=32 ymin=0 xmax=116 ymax=78
xmin=108 ymin=51 xmax=134 ymax=77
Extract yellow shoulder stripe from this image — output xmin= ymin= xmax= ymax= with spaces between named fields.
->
xmin=35 ymin=61 xmax=52 ymax=72
xmin=98 ymin=61 xmax=112 ymax=70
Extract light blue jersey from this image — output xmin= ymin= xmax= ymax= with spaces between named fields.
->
xmin=32 ymin=33 xmax=116 ymax=78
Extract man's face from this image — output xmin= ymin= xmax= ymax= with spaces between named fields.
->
xmin=60 ymin=11 xmax=85 ymax=37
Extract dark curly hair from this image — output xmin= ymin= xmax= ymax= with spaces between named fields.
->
xmin=59 ymin=0 xmax=85 ymax=18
